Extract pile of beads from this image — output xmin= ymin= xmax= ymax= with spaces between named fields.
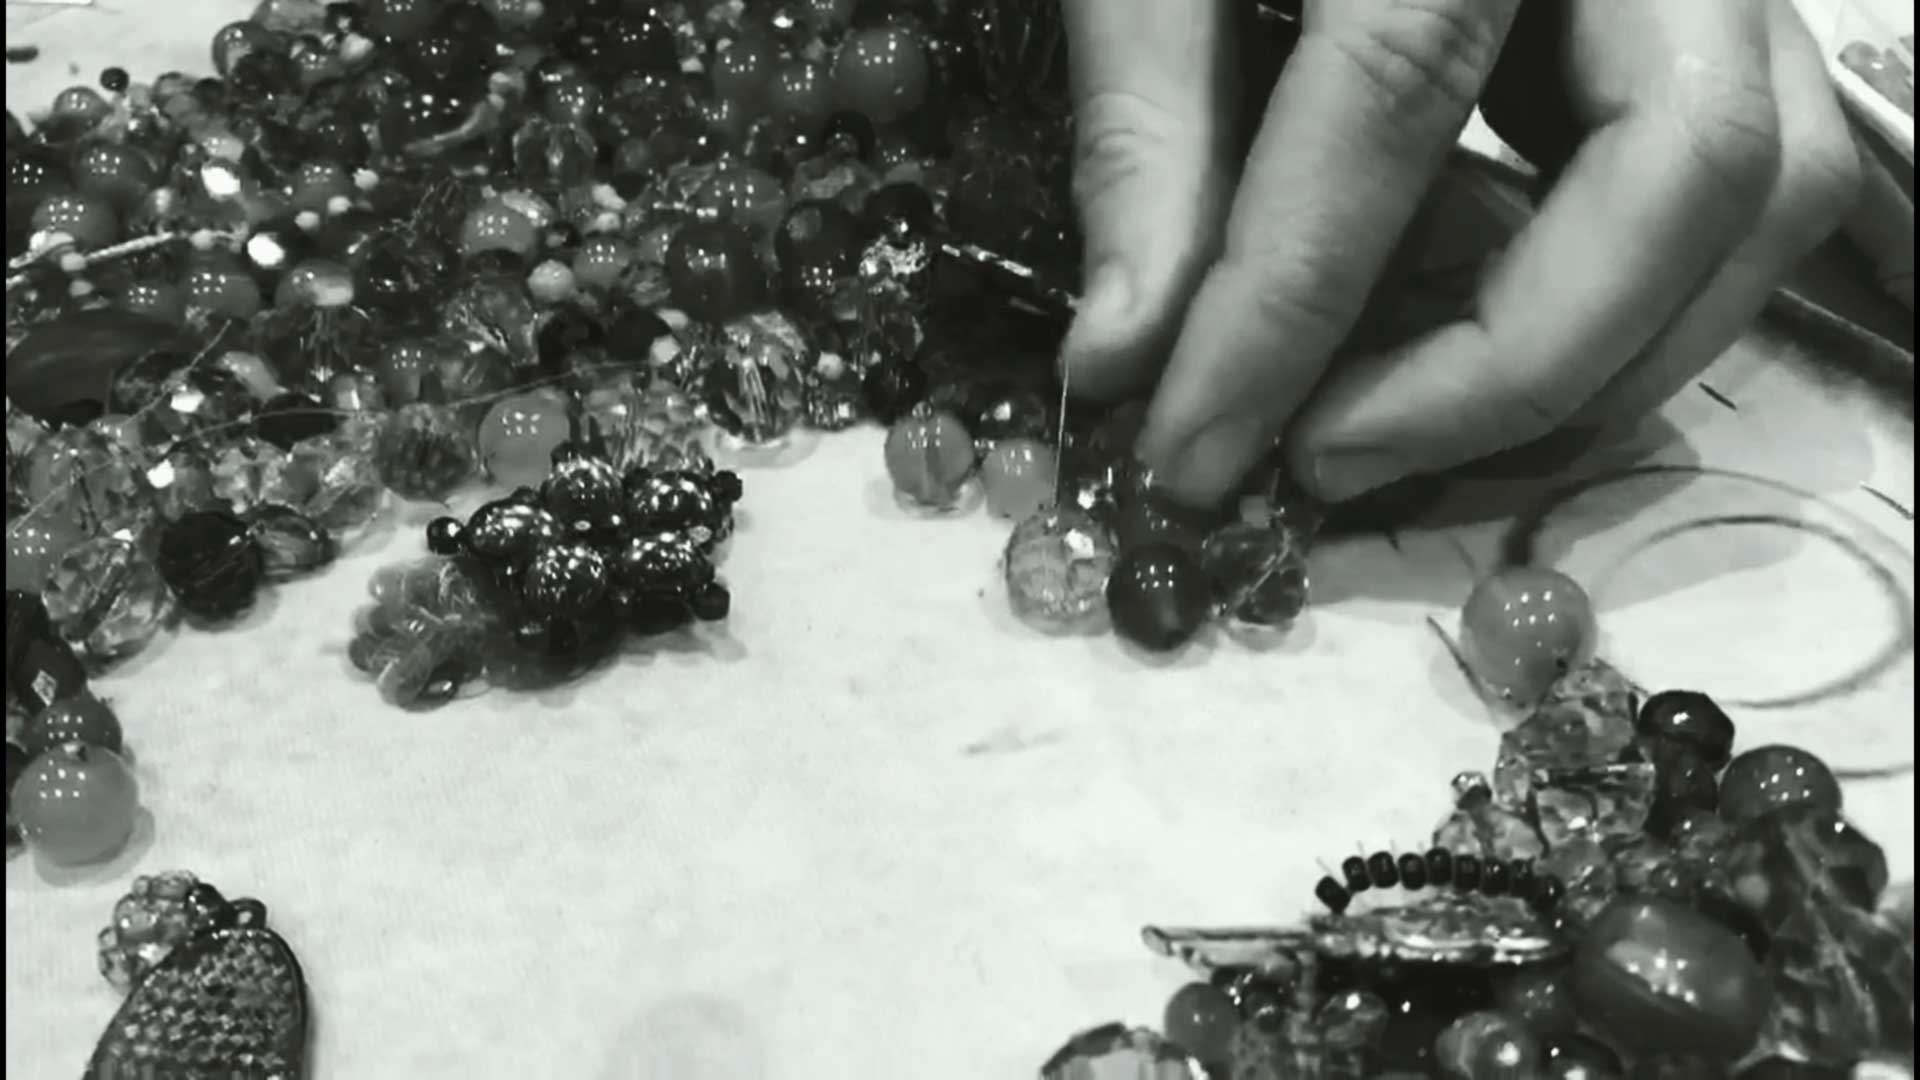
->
xmin=1044 ymin=565 xmax=1913 ymax=1078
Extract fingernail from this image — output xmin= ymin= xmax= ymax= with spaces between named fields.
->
xmin=1150 ymin=412 xmax=1266 ymax=508
xmin=1063 ymin=268 xmax=1134 ymax=363
xmin=1308 ymin=448 xmax=1411 ymax=502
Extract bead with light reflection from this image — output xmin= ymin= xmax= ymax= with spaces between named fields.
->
xmin=884 ymin=410 xmax=974 ymax=510
xmin=1569 ymin=896 xmax=1768 ymax=1061
xmin=31 ymin=191 xmax=119 ymax=250
xmin=1106 ymin=544 xmax=1209 ymax=652
xmin=1433 ymin=1010 xmax=1541 ymax=1080
xmin=831 ymin=26 xmax=930 ymax=124
xmin=461 ymin=199 xmax=540 ymax=260
xmin=13 ymin=743 xmax=139 ymax=866
xmin=273 ymin=259 xmax=356 ymax=309
xmin=1459 ymin=567 xmax=1595 ymax=704
xmin=6 ymin=509 xmax=87 ymax=592
xmin=477 ymin=392 xmax=571 ymax=490
xmin=981 ymin=437 xmax=1056 ymax=520
xmin=1718 ymin=745 xmax=1842 ymax=826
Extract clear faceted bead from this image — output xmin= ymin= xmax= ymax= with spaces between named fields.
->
xmin=144 ymin=447 xmax=221 ymax=520
xmin=1492 ymin=703 xmax=1637 ymax=810
xmin=40 ymin=537 xmax=177 ymax=663
xmin=1040 ymin=1023 xmax=1207 ymax=1080
xmin=22 ymin=426 xmax=156 ymax=538
xmin=97 ymin=870 xmax=202 ymax=993
xmin=697 ymin=313 xmax=812 ymax=445
xmin=208 ymin=436 xmax=293 ymax=513
xmin=1530 ymin=758 xmax=1657 ymax=848
xmin=1432 ymin=802 xmax=1547 ymax=862
xmin=1004 ymin=508 xmax=1117 ymax=628
xmin=1200 ymin=521 xmax=1309 ymax=628
xmin=272 ymin=425 xmax=386 ymax=540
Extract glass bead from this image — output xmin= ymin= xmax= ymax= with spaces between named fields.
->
xmin=1460 ymin=567 xmax=1597 ymax=705
xmin=801 ymin=361 xmax=867 ymax=430
xmin=116 ymin=280 xmax=187 ymax=323
xmin=273 ymin=258 xmax=356 ymax=309
xmin=31 ymin=191 xmax=120 ymax=250
xmin=97 ymin=870 xmax=203 ymax=993
xmin=1106 ymin=544 xmax=1211 ymax=652
xmin=767 ymin=58 xmax=834 ymax=134
xmin=26 ymin=424 xmax=160 ymax=540
xmin=1539 ymin=836 xmax=1619 ymax=930
xmin=1433 ymin=1010 xmax=1540 ymax=1080
xmin=573 ymin=236 xmax=635 ymax=291
xmin=478 ymin=392 xmax=572 ymax=489
xmin=1200 ymin=521 xmax=1309 ymax=628
xmin=981 ymin=437 xmax=1057 ymax=520
xmin=1494 ymin=967 xmax=1576 ymax=1038
xmin=376 ymin=403 xmax=478 ymax=502
xmin=884 ymin=409 xmax=975 ymax=509
xmin=11 ymin=634 xmax=89 ymax=715
xmin=589 ymin=380 xmax=712 ymax=475
xmin=380 ymin=86 xmax=480 ymax=153
xmin=1038 ymin=1023 xmax=1207 ymax=1080
xmin=698 ymin=313 xmax=811 ymax=446
xmin=6 ymin=509 xmax=87 ymax=592
xmin=1430 ymin=800 xmax=1546 ymax=862
xmin=439 ymin=271 xmax=542 ymax=364
xmin=512 ymin=118 xmax=600 ymax=192
xmin=832 ymin=26 xmax=930 ymax=124
xmin=289 ymin=161 xmax=354 ymax=213
xmin=1723 ymin=807 xmax=1889 ymax=932
xmin=208 ymin=437 xmax=293 ymax=514
xmin=1570 ymin=896 xmax=1768 ymax=1061
xmin=245 ymin=504 xmax=335 ymax=577
xmin=1763 ymin=899 xmax=1911 ymax=1066
xmin=281 ymin=422 xmax=387 ymax=538
xmin=14 ymin=743 xmax=138 ymax=866
xmin=1541 ymin=1035 xmax=1624 ymax=1080
xmin=775 ymin=199 xmax=861 ymax=316
xmin=1492 ymin=700 xmax=1637 ymax=808
xmin=1719 ymin=745 xmax=1842 ymax=826
xmin=40 ymin=538 xmax=175 ymax=663
xmin=182 ymin=253 xmax=264 ymax=318
xmin=692 ymin=164 xmax=787 ymax=238
xmin=71 ymin=140 xmax=158 ymax=211
xmin=711 ymin=32 xmax=776 ymax=109
xmin=1004 ymin=508 xmax=1116 ymax=629
xmin=1163 ymin=982 xmax=1236 ymax=1067
xmin=1635 ymin=690 xmax=1735 ymax=767
xmin=154 ymin=509 xmax=264 ymax=620
xmin=462 ymin=199 xmax=541 ymax=261
xmin=1640 ymin=736 xmax=1719 ymax=835
xmin=666 ymin=220 xmax=766 ymax=322
xmin=20 ymin=691 xmax=122 ymax=756
xmin=523 ymin=541 xmax=611 ymax=616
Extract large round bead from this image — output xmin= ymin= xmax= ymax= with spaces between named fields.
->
xmin=1718 ymin=745 xmax=1842 ymax=826
xmin=1569 ymin=896 xmax=1769 ymax=1061
xmin=883 ymin=410 xmax=974 ymax=510
xmin=14 ymin=743 xmax=139 ymax=865
xmin=154 ymin=510 xmax=263 ymax=619
xmin=1106 ymin=544 xmax=1210 ymax=652
xmin=1459 ymin=566 xmax=1596 ymax=704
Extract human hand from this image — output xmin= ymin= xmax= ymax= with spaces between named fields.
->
xmin=1060 ymin=0 xmax=1864 ymax=507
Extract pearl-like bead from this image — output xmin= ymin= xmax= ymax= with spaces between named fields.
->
xmin=14 ymin=743 xmax=140 ymax=866
xmin=884 ymin=411 xmax=975 ymax=510
xmin=981 ymin=438 xmax=1056 ymax=520
xmin=1570 ymin=896 xmax=1769 ymax=1061
xmin=1459 ymin=566 xmax=1596 ymax=704
xmin=1718 ymin=745 xmax=1842 ymax=826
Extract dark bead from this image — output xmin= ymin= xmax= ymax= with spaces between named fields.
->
xmin=1642 ymin=735 xmax=1721 ymax=836
xmin=665 ymin=220 xmax=765 ymax=323
xmin=598 ymin=13 xmax=678 ymax=75
xmin=865 ymin=181 xmax=938 ymax=244
xmin=604 ymin=303 xmax=672 ymax=356
xmin=254 ymin=393 xmax=338 ymax=451
xmin=425 ymin=517 xmax=465 ymax=555
xmin=543 ymin=453 xmax=624 ymax=529
xmin=306 ymin=113 xmax=372 ymax=167
xmin=689 ymin=581 xmax=731 ymax=622
xmin=379 ymin=86 xmax=479 ymax=151
xmin=1341 ymin=855 xmax=1371 ymax=893
xmin=1366 ymin=851 xmax=1399 ymax=889
xmin=100 ymin=67 xmax=131 ymax=94
xmin=1510 ymin=859 xmax=1537 ymax=899
xmin=1542 ymin=1034 xmax=1625 ymax=1079
xmin=523 ymin=542 xmax=610 ymax=616
xmin=1425 ymin=848 xmax=1454 ymax=886
xmin=460 ymin=499 xmax=564 ymax=567
xmin=406 ymin=30 xmax=487 ymax=88
xmin=1532 ymin=873 xmax=1566 ymax=912
xmin=1314 ymin=876 xmax=1351 ymax=914
xmin=1636 ymin=690 xmax=1736 ymax=767
xmin=616 ymin=534 xmax=712 ymax=594
xmin=775 ymin=199 xmax=861 ymax=313
xmin=6 ymin=590 xmax=53 ymax=687
xmin=156 ymin=510 xmax=264 ymax=619
xmin=822 ymin=109 xmax=877 ymax=159
xmin=1454 ymin=854 xmax=1482 ymax=892
xmin=535 ymin=304 xmax=606 ymax=379
xmin=10 ymin=635 xmax=87 ymax=715
xmin=710 ymin=470 xmax=744 ymax=506
xmin=415 ymin=657 xmax=467 ymax=708
xmin=1105 ymin=544 xmax=1210 ymax=652
xmin=1482 ymin=857 xmax=1512 ymax=896
xmin=861 ymin=357 xmax=926 ymax=424
xmin=1397 ymin=852 xmax=1428 ymax=890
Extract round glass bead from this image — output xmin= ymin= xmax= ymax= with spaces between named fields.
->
xmin=30 ymin=191 xmax=119 ymax=250
xmin=573 ymin=236 xmax=635 ymax=291
xmin=477 ymin=392 xmax=571 ymax=489
xmin=182 ymin=253 xmax=264 ymax=319
xmin=832 ymin=26 xmax=930 ymax=123
xmin=154 ymin=510 xmax=264 ymax=620
xmin=1494 ymin=967 xmax=1576 ymax=1038
xmin=1635 ymin=690 xmax=1736 ymax=767
xmin=1163 ymin=982 xmax=1237 ymax=1066
xmin=775 ymin=199 xmax=861 ymax=315
xmin=20 ymin=692 xmax=124 ymax=757
xmin=1200 ymin=522 xmax=1308 ymax=628
xmin=274 ymin=259 xmax=356 ymax=309
xmin=1106 ymin=544 xmax=1211 ymax=652
xmin=14 ymin=743 xmax=139 ymax=866
xmin=1540 ymin=1035 xmax=1624 ymax=1079
xmin=1459 ymin=566 xmax=1596 ymax=704
xmin=767 ymin=58 xmax=834 ymax=133
xmin=1718 ymin=745 xmax=1841 ymax=826
xmin=1570 ymin=896 xmax=1768 ymax=1061
xmin=698 ymin=315 xmax=811 ymax=446
xmin=1433 ymin=1010 xmax=1541 ymax=1079
xmin=377 ymin=404 xmax=478 ymax=502
xmin=462 ymin=199 xmax=541 ymax=260
xmin=981 ymin=438 xmax=1056 ymax=520
xmin=6 ymin=508 xmax=86 ymax=592
xmin=289 ymin=161 xmax=355 ymax=213
xmin=116 ymin=281 xmax=186 ymax=323
xmin=1003 ymin=508 xmax=1117 ymax=628
xmin=71 ymin=140 xmax=157 ymax=210
xmin=666 ymin=221 xmax=766 ymax=322
xmin=884 ymin=410 xmax=975 ymax=509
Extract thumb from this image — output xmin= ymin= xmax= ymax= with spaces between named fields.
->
xmin=1060 ymin=0 xmax=1237 ymax=401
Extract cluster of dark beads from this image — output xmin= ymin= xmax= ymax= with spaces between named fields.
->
xmin=1313 ymin=849 xmax=1565 ymax=917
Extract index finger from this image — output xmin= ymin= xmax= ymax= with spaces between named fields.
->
xmin=1138 ymin=0 xmax=1521 ymax=506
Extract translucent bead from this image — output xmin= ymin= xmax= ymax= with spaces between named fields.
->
xmin=573 ymin=236 xmax=635 ymax=291
xmin=832 ymin=26 xmax=930 ymax=124
xmin=588 ymin=379 xmax=712 ymax=474
xmin=1003 ymin=508 xmax=1117 ymax=628
xmin=6 ymin=508 xmax=87 ymax=592
xmin=1460 ymin=567 xmax=1597 ymax=705
xmin=1163 ymin=982 xmax=1237 ymax=1067
xmin=97 ymin=870 xmax=202 ymax=993
xmin=273 ymin=258 xmax=356 ymax=308
xmin=1719 ymin=745 xmax=1842 ymax=826
xmin=375 ymin=403 xmax=478 ymax=502
xmin=697 ymin=314 xmax=810 ymax=446
xmin=478 ymin=392 xmax=572 ymax=489
xmin=510 ymin=117 xmax=598 ymax=191
xmin=22 ymin=426 xmax=156 ymax=538
xmin=692 ymin=163 xmax=787 ymax=238
xmin=1570 ymin=896 xmax=1768 ymax=1061
xmin=19 ymin=691 xmax=122 ymax=756
xmin=981 ymin=437 xmax=1056 ymax=520
xmin=884 ymin=410 xmax=975 ymax=509
xmin=40 ymin=538 xmax=176 ymax=663
xmin=1200 ymin=521 xmax=1308 ymax=628
xmin=207 ymin=436 xmax=292 ymax=514
xmin=270 ymin=425 xmax=387 ymax=539
xmin=14 ymin=743 xmax=139 ymax=866
xmin=440 ymin=272 xmax=540 ymax=363
xmin=246 ymin=504 xmax=335 ymax=576
xmin=1433 ymin=1011 xmax=1542 ymax=1079
xmin=1106 ymin=544 xmax=1211 ymax=652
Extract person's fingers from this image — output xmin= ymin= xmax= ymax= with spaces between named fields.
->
xmin=1138 ymin=0 xmax=1520 ymax=506
xmin=1574 ymin=0 xmax=1862 ymax=427
xmin=1288 ymin=4 xmax=1781 ymax=502
xmin=1059 ymin=0 xmax=1237 ymax=401
xmin=1838 ymin=113 xmax=1915 ymax=310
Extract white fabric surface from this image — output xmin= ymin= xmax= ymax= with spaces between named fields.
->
xmin=5 ymin=5 xmax=1917 ymax=1079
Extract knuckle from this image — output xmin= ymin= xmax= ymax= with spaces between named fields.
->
xmin=1672 ymin=66 xmax=1783 ymax=210
xmin=1325 ymin=0 xmax=1499 ymax=144
xmin=1071 ymin=90 xmax=1182 ymax=208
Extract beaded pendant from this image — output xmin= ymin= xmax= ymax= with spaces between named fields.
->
xmin=85 ymin=886 xmax=307 ymax=1080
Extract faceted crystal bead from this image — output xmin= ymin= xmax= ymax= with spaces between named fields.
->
xmin=208 ymin=436 xmax=293 ymax=513
xmin=155 ymin=509 xmax=263 ymax=620
xmin=97 ymin=870 xmax=202 ymax=993
xmin=439 ymin=272 xmax=540 ymax=365
xmin=1764 ymin=899 xmax=1915 ymax=1066
xmin=5 ymin=508 xmax=86 ymax=592
xmin=245 ymin=504 xmax=334 ymax=576
xmin=1004 ymin=508 xmax=1117 ymax=628
xmin=1432 ymin=1010 xmax=1541 ymax=1079
xmin=375 ymin=403 xmax=478 ymax=502
xmin=799 ymin=362 xmax=866 ymax=431
xmin=272 ymin=427 xmax=386 ymax=539
xmin=1539 ymin=836 xmax=1619 ymax=930
xmin=1571 ymin=897 xmax=1769 ymax=1061
xmin=21 ymin=426 xmax=156 ymax=538
xmin=1530 ymin=758 xmax=1657 ymax=849
xmin=1492 ymin=703 xmax=1637 ymax=810
xmin=1200 ymin=521 xmax=1309 ymax=628
xmin=584 ymin=377 xmax=707 ymax=474
xmin=696 ymin=313 xmax=811 ymax=445
xmin=981 ymin=437 xmax=1057 ymax=521
xmin=1431 ymin=801 xmax=1546 ymax=862
xmin=40 ymin=537 xmax=176 ymax=663
xmin=1039 ymin=1023 xmax=1206 ymax=1080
